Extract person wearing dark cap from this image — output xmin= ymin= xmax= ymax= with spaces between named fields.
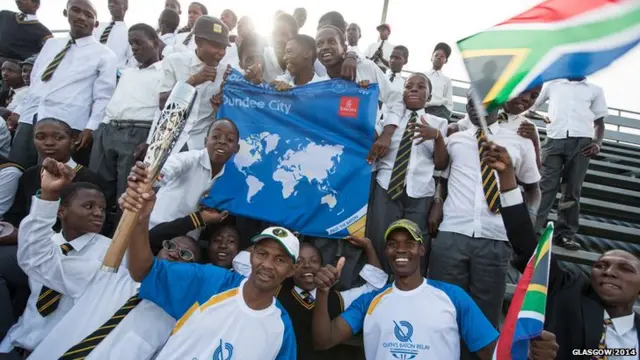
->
xmin=364 ymin=24 xmax=394 ymax=72
xmin=312 ymin=219 xmax=507 ymax=360
xmin=425 ymin=42 xmax=453 ymax=120
xmin=1 ymin=55 xmax=36 ymax=138
xmin=158 ymin=16 xmax=232 ymax=153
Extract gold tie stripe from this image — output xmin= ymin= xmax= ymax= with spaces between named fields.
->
xmin=36 ymin=243 xmax=73 ymax=316
xmin=99 ymin=21 xmax=115 ymax=44
xmin=592 ymin=318 xmax=613 ymax=360
xmin=497 ymin=112 xmax=508 ymax=123
xmin=476 ymin=129 xmax=501 ymax=213
xmin=388 ymin=112 xmax=418 ymax=200
xmin=59 ymin=294 xmax=141 ymax=360
xmin=183 ymin=32 xmax=194 ymax=46
xmin=41 ymin=39 xmax=75 ymax=82
xmin=17 ymin=13 xmax=26 ymax=21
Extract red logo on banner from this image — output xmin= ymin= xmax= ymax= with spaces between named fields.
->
xmin=339 ymin=97 xmax=360 ymax=118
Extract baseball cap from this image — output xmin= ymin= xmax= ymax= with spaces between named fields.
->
xmin=20 ymin=54 xmax=37 ymax=66
xmin=251 ymin=226 xmax=300 ymax=262
xmin=376 ymin=23 xmax=391 ymax=33
xmin=193 ymin=15 xmax=231 ymax=47
xmin=384 ymin=219 xmax=423 ymax=243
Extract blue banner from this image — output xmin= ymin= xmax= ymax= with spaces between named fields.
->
xmin=200 ymin=69 xmax=379 ymax=239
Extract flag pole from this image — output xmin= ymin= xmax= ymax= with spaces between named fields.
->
xmin=469 ymin=86 xmax=491 ymax=138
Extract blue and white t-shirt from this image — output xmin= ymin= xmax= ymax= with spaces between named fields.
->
xmin=140 ymin=259 xmax=296 ymax=359
xmin=341 ymin=279 xmax=498 ymax=359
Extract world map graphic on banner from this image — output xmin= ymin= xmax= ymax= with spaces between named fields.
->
xmin=200 ymin=69 xmax=379 ymax=239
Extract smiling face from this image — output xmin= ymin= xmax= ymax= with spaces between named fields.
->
xmin=66 ymin=0 xmax=97 ymax=39
xmin=60 ymin=188 xmax=106 ymax=234
xmin=293 ymin=244 xmax=322 ymax=291
xmin=195 ymin=38 xmax=227 ymax=66
xmin=316 ymin=27 xmax=345 ymax=69
xmin=34 ymin=121 xmax=74 ymax=162
xmin=385 ymin=230 xmax=424 ymax=278
xmin=205 ymin=119 xmax=239 ymax=165
xmin=504 ymin=84 xmax=542 ymax=115
xmin=592 ymin=250 xmax=640 ymax=308
xmin=250 ymin=238 xmax=296 ymax=292
xmin=208 ymin=226 xmax=240 ymax=268
xmin=404 ymin=74 xmax=429 ymax=110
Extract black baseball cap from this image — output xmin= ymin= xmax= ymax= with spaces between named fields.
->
xmin=193 ymin=15 xmax=231 ymax=47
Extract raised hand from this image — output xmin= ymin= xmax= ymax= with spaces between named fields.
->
xmin=199 ymin=207 xmax=229 ymax=224
xmin=409 ymin=115 xmax=440 ymax=144
xmin=517 ymin=121 xmax=536 ymax=141
xmin=245 ymin=63 xmax=264 ymax=85
xmin=341 ymin=54 xmax=357 ymax=81
xmin=270 ymin=80 xmax=292 ymax=92
xmin=40 ymin=158 xmax=76 ymax=198
xmin=345 ymin=236 xmax=372 ymax=249
xmin=529 ymin=331 xmax=558 ymax=360
xmin=119 ymin=163 xmax=155 ymax=218
xmin=480 ymin=140 xmax=513 ymax=173
xmin=314 ymin=257 xmax=345 ymax=293
xmin=358 ymin=80 xmax=370 ymax=89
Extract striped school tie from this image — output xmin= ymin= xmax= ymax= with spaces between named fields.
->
xmin=388 ymin=111 xmax=418 ymax=200
xmin=17 ymin=13 xmax=26 ymax=21
xmin=99 ymin=21 xmax=115 ymax=44
xmin=300 ymin=290 xmax=314 ymax=304
xmin=36 ymin=243 xmax=73 ymax=316
xmin=41 ymin=39 xmax=75 ymax=82
xmin=58 ymin=294 xmax=142 ymax=360
xmin=476 ymin=129 xmax=501 ymax=213
xmin=497 ymin=112 xmax=508 ymax=123
xmin=592 ymin=318 xmax=613 ymax=360
xmin=183 ymin=32 xmax=194 ymax=46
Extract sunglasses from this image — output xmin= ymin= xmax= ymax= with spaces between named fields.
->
xmin=162 ymin=240 xmax=195 ymax=262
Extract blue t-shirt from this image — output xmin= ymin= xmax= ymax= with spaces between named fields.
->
xmin=140 ymin=258 xmax=296 ymax=359
xmin=341 ymin=279 xmax=498 ymax=359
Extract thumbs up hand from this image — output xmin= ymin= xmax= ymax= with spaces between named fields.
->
xmin=315 ymin=257 xmax=345 ymax=293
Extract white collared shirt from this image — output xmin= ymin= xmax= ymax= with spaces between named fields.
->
xmin=380 ymin=70 xmax=405 ymax=119
xmin=102 ymin=61 xmax=163 ymax=124
xmin=158 ymin=51 xmax=229 ymax=151
xmin=0 ymin=165 xmax=21 ymax=218
xmin=425 ymin=69 xmax=453 ymax=111
xmin=6 ymin=86 xmax=28 ymax=112
xmin=17 ymin=36 xmax=118 ymax=130
xmin=149 ymin=149 xmax=224 ymax=230
xmin=605 ymin=311 xmax=639 ymax=360
xmin=160 ymin=32 xmax=178 ymax=46
xmin=0 ymin=121 xmax=11 ymax=158
xmin=27 ymin=267 xmax=174 ymax=360
xmin=355 ymin=58 xmax=404 ymax=129
xmin=274 ymin=73 xmax=327 ymax=86
xmin=5 ymin=197 xmax=113 ymax=352
xmin=459 ymin=113 xmax=540 ymax=142
xmin=22 ymin=13 xmax=39 ymax=22
xmin=94 ymin=20 xmax=133 ymax=70
xmin=364 ymin=40 xmax=394 ymax=68
xmin=531 ymin=79 xmax=608 ymax=139
xmin=375 ymin=109 xmax=448 ymax=198
xmin=439 ymin=122 xmax=540 ymax=241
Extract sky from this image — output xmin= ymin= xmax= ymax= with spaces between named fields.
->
xmin=2 ymin=0 xmax=639 ymax=114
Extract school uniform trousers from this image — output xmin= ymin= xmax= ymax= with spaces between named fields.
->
xmin=89 ymin=61 xmax=164 ymax=207
xmin=529 ymin=79 xmax=609 ymax=240
xmin=366 ymin=109 xmax=448 ymax=274
xmin=428 ymin=123 xmax=540 ymax=334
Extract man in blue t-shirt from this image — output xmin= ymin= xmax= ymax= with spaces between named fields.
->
xmin=312 ymin=219 xmax=557 ymax=359
xmin=121 ymin=166 xmax=298 ymax=359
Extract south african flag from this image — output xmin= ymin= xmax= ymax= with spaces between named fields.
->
xmin=492 ymin=223 xmax=553 ymax=360
xmin=458 ymin=0 xmax=640 ymax=110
